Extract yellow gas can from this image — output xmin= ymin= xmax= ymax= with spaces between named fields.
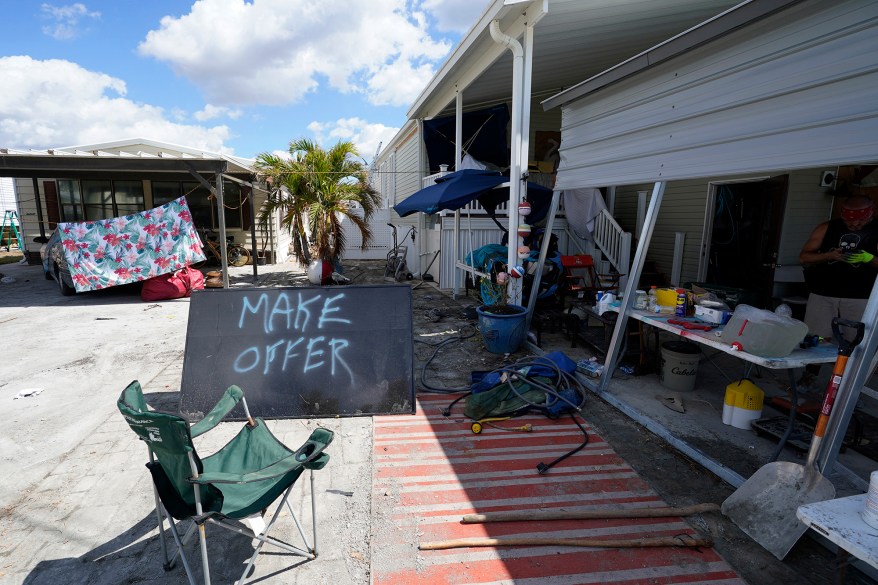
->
xmin=722 ymin=379 xmax=764 ymax=430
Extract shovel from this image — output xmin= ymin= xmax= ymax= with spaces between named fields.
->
xmin=721 ymin=317 xmax=864 ymax=560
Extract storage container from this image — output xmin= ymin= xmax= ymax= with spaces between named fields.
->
xmin=719 ymin=304 xmax=808 ymax=357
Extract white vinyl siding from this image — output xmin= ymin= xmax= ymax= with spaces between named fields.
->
xmin=553 ymin=0 xmax=878 ymax=191
xmin=777 ymin=169 xmax=835 ymax=265
xmin=615 ymin=181 xmax=711 ymax=287
xmin=13 ymin=178 xmax=43 ymax=256
xmin=394 ymin=130 xmax=420 ymax=205
xmin=0 ymin=178 xmax=16 ymax=213
xmin=379 ymin=152 xmax=396 ymax=209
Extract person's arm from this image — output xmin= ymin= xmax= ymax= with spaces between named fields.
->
xmin=799 ymin=222 xmax=843 ymax=265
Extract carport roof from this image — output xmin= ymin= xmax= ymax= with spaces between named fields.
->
xmin=0 ymin=138 xmax=254 ymax=179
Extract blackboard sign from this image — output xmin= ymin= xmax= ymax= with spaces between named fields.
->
xmin=180 ymin=285 xmax=415 ymax=419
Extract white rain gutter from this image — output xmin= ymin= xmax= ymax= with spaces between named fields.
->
xmin=490 ymin=19 xmax=524 ymax=305
xmin=452 ymin=91 xmax=464 ymax=297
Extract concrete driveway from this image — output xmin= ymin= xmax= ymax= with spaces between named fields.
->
xmin=0 ymin=260 xmax=373 ymax=584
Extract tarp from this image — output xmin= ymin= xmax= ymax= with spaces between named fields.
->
xmin=58 ymin=196 xmax=206 ymax=292
xmin=422 ymin=104 xmax=510 ymax=174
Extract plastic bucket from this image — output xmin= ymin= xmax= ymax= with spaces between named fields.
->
xmin=476 ymin=305 xmax=527 ymax=354
xmin=659 ymin=341 xmax=701 ymax=392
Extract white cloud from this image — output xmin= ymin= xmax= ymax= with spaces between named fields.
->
xmin=0 ymin=56 xmax=233 ymax=153
xmin=421 ymin=0 xmax=490 ymax=35
xmin=194 ymin=104 xmax=243 ymax=121
xmin=137 ymin=0 xmax=451 ymax=108
xmin=366 ymin=58 xmax=437 ymax=107
xmin=41 ymin=2 xmax=101 ymax=40
xmin=307 ymin=118 xmax=400 ymax=163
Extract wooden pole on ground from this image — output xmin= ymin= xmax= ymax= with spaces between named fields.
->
xmin=419 ymin=534 xmax=713 ymax=551
xmin=461 ymin=502 xmax=720 ymax=524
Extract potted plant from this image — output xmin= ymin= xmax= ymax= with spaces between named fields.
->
xmin=254 ymin=138 xmax=381 ymax=283
xmin=475 ymin=262 xmax=528 ymax=354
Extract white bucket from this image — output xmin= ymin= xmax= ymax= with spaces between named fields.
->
xmin=862 ymin=470 xmax=878 ymax=529
xmin=659 ymin=341 xmax=700 ymax=392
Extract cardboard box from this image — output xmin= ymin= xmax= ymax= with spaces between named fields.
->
xmin=695 ymin=304 xmax=731 ymax=325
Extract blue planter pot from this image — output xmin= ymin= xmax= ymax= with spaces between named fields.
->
xmin=476 ymin=304 xmax=527 ymax=354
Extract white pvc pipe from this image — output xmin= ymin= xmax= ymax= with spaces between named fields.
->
xmin=452 ymin=91 xmax=464 ymax=297
xmin=520 ymin=25 xmax=534 ymax=175
xmin=455 ymin=91 xmax=463 ymax=170
xmin=490 ymin=19 xmax=523 ymax=305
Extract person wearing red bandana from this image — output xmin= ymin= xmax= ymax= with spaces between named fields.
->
xmin=797 ymin=191 xmax=878 ymax=387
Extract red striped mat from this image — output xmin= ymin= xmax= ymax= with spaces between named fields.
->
xmin=371 ymin=393 xmax=745 ymax=585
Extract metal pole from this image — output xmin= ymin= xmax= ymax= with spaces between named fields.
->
xmin=31 ymin=177 xmax=46 ymax=239
xmin=598 ymin=181 xmax=666 ymax=393
xmin=248 ymin=180 xmax=258 ymax=283
xmin=525 ymin=190 xmax=561 ymax=331
xmin=215 ymin=175 xmax=230 ymax=288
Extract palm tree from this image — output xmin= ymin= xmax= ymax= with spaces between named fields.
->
xmin=254 ymin=138 xmax=381 ymax=266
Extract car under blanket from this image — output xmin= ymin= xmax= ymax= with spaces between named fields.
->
xmin=57 ymin=196 xmax=206 ymax=293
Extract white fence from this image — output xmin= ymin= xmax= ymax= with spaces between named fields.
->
xmin=340 ymin=207 xmax=394 ymax=261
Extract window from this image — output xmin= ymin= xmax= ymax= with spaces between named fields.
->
xmin=152 ymin=180 xmax=246 ymax=231
xmin=55 ymin=178 xmax=247 ymax=229
xmin=57 ymin=179 xmax=145 ymax=221
xmin=58 ymin=180 xmax=83 ymax=222
xmin=82 ymin=180 xmax=113 ymax=220
xmin=114 ymin=180 xmax=144 ymax=217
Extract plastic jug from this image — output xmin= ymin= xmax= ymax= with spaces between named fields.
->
xmin=719 ymin=304 xmax=808 ymax=357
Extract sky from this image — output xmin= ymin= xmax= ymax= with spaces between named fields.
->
xmin=0 ymin=0 xmax=491 ymax=161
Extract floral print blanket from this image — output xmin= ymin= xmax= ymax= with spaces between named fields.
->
xmin=58 ymin=196 xmax=206 ymax=293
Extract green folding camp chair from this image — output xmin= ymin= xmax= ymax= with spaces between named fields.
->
xmin=118 ymin=380 xmax=333 ymax=585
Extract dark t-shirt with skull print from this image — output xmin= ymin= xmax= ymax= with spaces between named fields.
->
xmin=805 ymin=217 xmax=878 ymax=299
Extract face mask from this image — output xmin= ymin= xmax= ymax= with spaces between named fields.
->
xmin=841 ymin=205 xmax=874 ymax=223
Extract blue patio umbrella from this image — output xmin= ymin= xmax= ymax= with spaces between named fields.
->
xmin=393 ymin=169 xmax=553 ymax=219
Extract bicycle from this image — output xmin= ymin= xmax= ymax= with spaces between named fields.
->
xmin=198 ymin=228 xmax=251 ymax=267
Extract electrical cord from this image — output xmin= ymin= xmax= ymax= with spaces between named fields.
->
xmin=415 ymin=324 xmax=479 ymax=394
xmin=537 ymin=413 xmax=589 ymax=474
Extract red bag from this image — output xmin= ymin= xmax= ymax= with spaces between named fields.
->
xmin=141 ymin=266 xmax=205 ymax=301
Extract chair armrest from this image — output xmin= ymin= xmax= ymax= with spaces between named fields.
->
xmin=190 ymin=385 xmax=244 ymax=438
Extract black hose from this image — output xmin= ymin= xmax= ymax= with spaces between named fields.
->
xmin=415 ymin=325 xmax=478 ymax=394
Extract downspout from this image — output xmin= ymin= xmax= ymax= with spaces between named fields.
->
xmin=490 ymin=19 xmax=524 ymax=305
xmin=452 ymin=90 xmax=463 ymax=298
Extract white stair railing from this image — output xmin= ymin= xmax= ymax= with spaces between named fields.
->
xmin=592 ymin=208 xmax=632 ymax=291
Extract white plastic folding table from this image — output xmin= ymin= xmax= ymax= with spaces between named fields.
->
xmin=797 ymin=494 xmax=878 ymax=584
